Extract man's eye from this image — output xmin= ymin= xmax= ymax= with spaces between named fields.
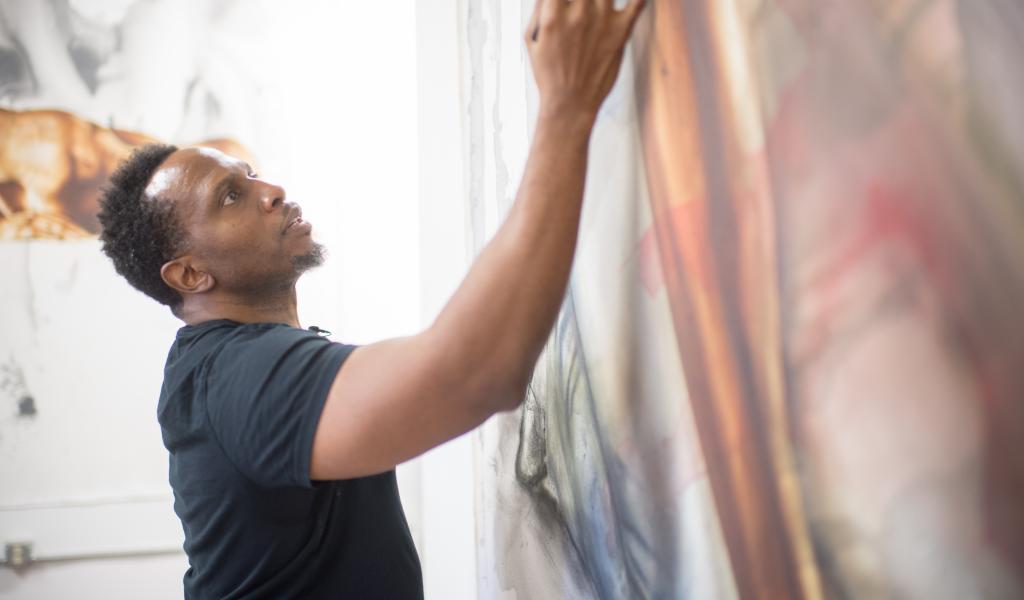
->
xmin=248 ymin=172 xmax=259 ymax=179
xmin=224 ymin=190 xmax=240 ymax=205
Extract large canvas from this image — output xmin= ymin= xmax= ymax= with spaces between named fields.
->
xmin=468 ymin=2 xmax=734 ymax=598
xmin=471 ymin=1 xmax=1024 ymax=599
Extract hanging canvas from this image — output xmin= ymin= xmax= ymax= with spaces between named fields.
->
xmin=469 ymin=1 xmax=1024 ymax=598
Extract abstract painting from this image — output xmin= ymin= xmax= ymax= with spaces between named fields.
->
xmin=470 ymin=1 xmax=1024 ymax=598
xmin=468 ymin=1 xmax=733 ymax=598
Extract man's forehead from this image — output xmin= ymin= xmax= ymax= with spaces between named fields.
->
xmin=145 ymin=163 xmax=181 ymax=199
xmin=143 ymin=146 xmax=242 ymax=201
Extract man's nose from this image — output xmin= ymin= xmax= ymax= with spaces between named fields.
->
xmin=258 ymin=182 xmax=286 ymax=213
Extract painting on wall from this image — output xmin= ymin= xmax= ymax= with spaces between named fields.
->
xmin=0 ymin=107 xmax=257 ymax=239
xmin=472 ymin=1 xmax=1024 ymax=599
xmin=0 ymin=0 xmax=280 ymax=553
xmin=0 ymin=0 xmax=271 ymax=240
xmin=736 ymin=2 xmax=1024 ymax=597
xmin=469 ymin=1 xmax=734 ymax=598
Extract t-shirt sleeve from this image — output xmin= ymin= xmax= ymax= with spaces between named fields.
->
xmin=202 ymin=326 xmax=356 ymax=488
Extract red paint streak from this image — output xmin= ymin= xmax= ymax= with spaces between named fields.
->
xmin=799 ymin=182 xmax=954 ymax=360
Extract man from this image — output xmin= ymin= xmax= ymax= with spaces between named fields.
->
xmin=98 ymin=0 xmax=645 ymax=597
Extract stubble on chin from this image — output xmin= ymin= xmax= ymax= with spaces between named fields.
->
xmin=293 ymin=242 xmax=326 ymax=274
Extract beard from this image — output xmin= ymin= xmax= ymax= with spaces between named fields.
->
xmin=293 ymin=241 xmax=326 ymax=274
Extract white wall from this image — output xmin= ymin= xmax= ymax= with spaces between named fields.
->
xmin=0 ymin=240 xmax=187 ymax=599
xmin=0 ymin=554 xmax=188 ymax=600
xmin=412 ymin=2 xmax=478 ymax=599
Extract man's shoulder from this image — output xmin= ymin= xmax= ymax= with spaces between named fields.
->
xmin=178 ymin=321 xmax=353 ymax=396
xmin=170 ymin=320 xmax=327 ymax=362
xmin=175 ymin=319 xmax=299 ymax=346
xmin=160 ymin=319 xmax=351 ymax=414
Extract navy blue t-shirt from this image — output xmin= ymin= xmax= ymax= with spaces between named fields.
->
xmin=157 ymin=319 xmax=422 ymax=599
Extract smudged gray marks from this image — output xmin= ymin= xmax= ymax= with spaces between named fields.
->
xmin=519 ymin=292 xmax=670 ymax=599
xmin=0 ymin=38 xmax=31 ymax=100
xmin=0 ymin=356 xmax=33 ymax=418
xmin=68 ymin=42 xmax=104 ymax=94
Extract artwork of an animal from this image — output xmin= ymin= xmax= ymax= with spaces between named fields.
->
xmin=0 ymin=108 xmax=253 ymax=239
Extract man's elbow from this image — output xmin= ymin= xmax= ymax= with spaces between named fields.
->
xmin=461 ymin=365 xmax=530 ymax=415
xmin=434 ymin=332 xmax=535 ymax=415
xmin=497 ymin=377 xmax=530 ymax=412
xmin=489 ymin=367 xmax=532 ymax=413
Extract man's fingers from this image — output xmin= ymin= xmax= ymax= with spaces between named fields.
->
xmin=569 ymin=0 xmax=591 ymax=15
xmin=527 ymin=0 xmax=570 ymax=42
xmin=618 ymin=0 xmax=647 ymax=37
xmin=543 ymin=0 xmax=569 ymax=17
xmin=527 ymin=0 xmax=643 ymax=45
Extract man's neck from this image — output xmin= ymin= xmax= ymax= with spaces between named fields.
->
xmin=178 ymin=288 xmax=302 ymax=328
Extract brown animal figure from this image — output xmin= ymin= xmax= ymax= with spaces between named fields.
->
xmin=0 ymin=108 xmax=253 ymax=239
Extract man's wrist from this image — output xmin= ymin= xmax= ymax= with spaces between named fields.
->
xmin=535 ymin=102 xmax=598 ymax=140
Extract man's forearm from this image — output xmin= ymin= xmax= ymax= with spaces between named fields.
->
xmin=311 ymin=1 xmax=646 ymax=478
xmin=427 ymin=108 xmax=595 ymax=408
xmin=424 ymin=0 xmax=646 ymax=413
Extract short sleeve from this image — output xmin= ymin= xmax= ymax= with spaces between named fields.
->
xmin=202 ymin=325 xmax=356 ymax=488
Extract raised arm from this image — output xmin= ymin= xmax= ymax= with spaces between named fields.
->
xmin=310 ymin=0 xmax=646 ymax=480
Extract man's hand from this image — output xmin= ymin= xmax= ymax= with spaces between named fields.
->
xmin=310 ymin=0 xmax=645 ymax=481
xmin=526 ymin=0 xmax=647 ymax=123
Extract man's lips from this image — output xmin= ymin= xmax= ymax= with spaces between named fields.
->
xmin=283 ymin=206 xmax=307 ymax=233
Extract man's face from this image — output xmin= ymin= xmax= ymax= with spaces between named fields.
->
xmin=148 ymin=147 xmax=323 ymax=298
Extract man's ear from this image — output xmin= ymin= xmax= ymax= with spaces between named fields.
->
xmin=161 ymin=257 xmax=215 ymax=296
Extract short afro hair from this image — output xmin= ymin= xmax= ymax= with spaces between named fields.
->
xmin=98 ymin=143 xmax=186 ymax=311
